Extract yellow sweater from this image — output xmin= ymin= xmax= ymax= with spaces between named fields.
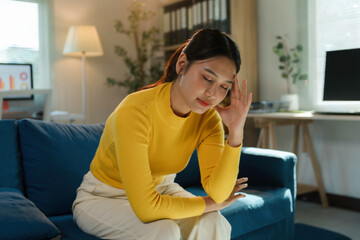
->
xmin=90 ymin=82 xmax=241 ymax=222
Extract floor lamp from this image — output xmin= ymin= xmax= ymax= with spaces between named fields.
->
xmin=62 ymin=25 xmax=103 ymax=123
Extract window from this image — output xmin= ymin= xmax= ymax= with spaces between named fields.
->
xmin=308 ymin=0 xmax=360 ymax=111
xmin=0 ymin=0 xmax=52 ymax=89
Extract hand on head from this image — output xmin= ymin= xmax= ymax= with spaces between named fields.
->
xmin=214 ymin=76 xmax=252 ymax=147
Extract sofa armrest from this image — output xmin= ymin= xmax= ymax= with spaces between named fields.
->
xmin=239 ymin=147 xmax=297 ymax=198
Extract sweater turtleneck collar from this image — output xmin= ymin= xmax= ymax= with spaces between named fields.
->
xmin=156 ymin=82 xmax=193 ymax=129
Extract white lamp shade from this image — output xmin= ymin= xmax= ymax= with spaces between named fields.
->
xmin=63 ymin=25 xmax=103 ymax=57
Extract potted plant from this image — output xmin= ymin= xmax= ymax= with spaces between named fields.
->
xmin=273 ymin=35 xmax=307 ymax=111
xmin=106 ymin=0 xmax=163 ymax=93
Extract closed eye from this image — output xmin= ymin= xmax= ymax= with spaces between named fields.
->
xmin=203 ymin=76 xmax=212 ymax=82
xmin=204 ymin=76 xmax=229 ymax=91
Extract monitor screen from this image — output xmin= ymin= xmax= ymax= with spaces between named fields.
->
xmin=323 ymin=48 xmax=360 ymax=101
xmin=0 ymin=63 xmax=33 ymax=100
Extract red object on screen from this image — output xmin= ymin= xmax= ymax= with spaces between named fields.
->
xmin=2 ymin=100 xmax=9 ymax=110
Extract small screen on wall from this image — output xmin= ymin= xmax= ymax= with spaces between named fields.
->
xmin=0 ymin=63 xmax=33 ymax=100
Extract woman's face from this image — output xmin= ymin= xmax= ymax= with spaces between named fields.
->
xmin=171 ymin=54 xmax=236 ymax=116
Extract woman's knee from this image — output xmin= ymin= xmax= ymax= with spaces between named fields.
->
xmin=201 ymin=211 xmax=232 ymax=234
xmin=151 ymin=219 xmax=181 ymax=240
xmin=74 ymin=205 xmax=181 ymax=240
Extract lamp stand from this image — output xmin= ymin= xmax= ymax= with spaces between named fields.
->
xmin=81 ymin=52 xmax=86 ymax=123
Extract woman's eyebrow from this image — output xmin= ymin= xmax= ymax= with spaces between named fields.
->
xmin=204 ymin=68 xmax=219 ymax=78
xmin=204 ymin=68 xmax=233 ymax=84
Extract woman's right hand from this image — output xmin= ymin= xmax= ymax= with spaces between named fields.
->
xmin=203 ymin=177 xmax=248 ymax=213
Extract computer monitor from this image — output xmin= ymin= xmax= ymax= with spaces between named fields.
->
xmin=316 ymin=48 xmax=360 ymax=113
xmin=0 ymin=63 xmax=34 ymax=100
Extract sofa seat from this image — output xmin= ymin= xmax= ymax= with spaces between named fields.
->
xmin=49 ymin=215 xmax=101 ymax=240
xmin=186 ymin=185 xmax=293 ymax=239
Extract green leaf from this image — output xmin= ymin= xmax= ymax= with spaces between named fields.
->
xmin=299 ymin=74 xmax=308 ymax=80
xmin=276 ymin=36 xmax=282 ymax=39
xmin=114 ymin=20 xmax=124 ymax=32
xmin=280 ymin=56 xmax=286 ymax=62
xmin=277 ymin=42 xmax=284 ymax=49
xmin=106 ymin=77 xmax=117 ymax=86
xmin=282 ymin=73 xmax=288 ymax=78
xmin=114 ymin=46 xmax=127 ymax=57
xmin=296 ymin=44 xmax=303 ymax=51
xmin=279 ymin=66 xmax=285 ymax=70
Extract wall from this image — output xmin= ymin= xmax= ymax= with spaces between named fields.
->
xmin=257 ymin=0 xmax=360 ymax=199
xmin=51 ymin=0 xmax=162 ymax=124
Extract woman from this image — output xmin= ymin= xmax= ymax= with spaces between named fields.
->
xmin=73 ymin=29 xmax=252 ymax=240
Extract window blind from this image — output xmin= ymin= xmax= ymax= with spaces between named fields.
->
xmin=0 ymin=0 xmax=52 ymax=89
xmin=308 ymin=0 xmax=360 ymax=107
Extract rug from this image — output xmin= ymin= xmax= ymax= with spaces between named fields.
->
xmin=295 ymin=223 xmax=352 ymax=240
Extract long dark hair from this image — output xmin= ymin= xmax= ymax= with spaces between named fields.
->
xmin=141 ymin=29 xmax=241 ymax=90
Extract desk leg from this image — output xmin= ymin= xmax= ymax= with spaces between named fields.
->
xmin=257 ymin=128 xmax=265 ymax=148
xmin=302 ymin=123 xmax=329 ymax=207
xmin=43 ymin=92 xmax=52 ymax=122
xmin=268 ymin=122 xmax=277 ymax=149
xmin=293 ymin=124 xmax=300 ymax=156
xmin=293 ymin=124 xmax=300 ymax=178
xmin=264 ymin=127 xmax=269 ymax=148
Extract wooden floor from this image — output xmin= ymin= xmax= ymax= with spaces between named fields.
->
xmin=295 ymin=200 xmax=360 ymax=239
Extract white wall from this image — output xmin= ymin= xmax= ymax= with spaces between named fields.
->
xmin=258 ymin=0 xmax=360 ymax=199
xmin=51 ymin=0 xmax=162 ymax=124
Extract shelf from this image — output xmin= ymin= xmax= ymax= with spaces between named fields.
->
xmin=50 ymin=112 xmax=85 ymax=124
xmin=162 ymin=0 xmax=189 ymax=7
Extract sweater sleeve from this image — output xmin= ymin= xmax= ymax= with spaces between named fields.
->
xmin=112 ymin=104 xmax=205 ymax=222
xmin=197 ymin=111 xmax=242 ymax=203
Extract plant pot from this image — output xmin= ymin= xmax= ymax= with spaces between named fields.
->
xmin=280 ymin=94 xmax=299 ymax=111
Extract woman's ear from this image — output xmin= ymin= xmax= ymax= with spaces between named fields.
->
xmin=176 ymin=52 xmax=188 ymax=76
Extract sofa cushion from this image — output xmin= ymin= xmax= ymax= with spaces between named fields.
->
xmin=185 ymin=185 xmax=293 ymax=239
xmin=49 ymin=215 xmax=102 ymax=240
xmin=18 ymin=119 xmax=104 ymax=216
xmin=0 ymin=188 xmax=60 ymax=239
xmin=0 ymin=120 xmax=24 ymax=192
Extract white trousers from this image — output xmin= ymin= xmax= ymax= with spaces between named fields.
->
xmin=72 ymin=171 xmax=231 ymax=240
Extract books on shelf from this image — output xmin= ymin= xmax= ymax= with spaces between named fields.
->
xmin=163 ymin=0 xmax=230 ymax=48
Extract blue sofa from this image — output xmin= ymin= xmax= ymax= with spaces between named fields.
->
xmin=0 ymin=119 xmax=297 ymax=240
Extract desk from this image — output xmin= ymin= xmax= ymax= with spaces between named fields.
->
xmin=50 ymin=112 xmax=85 ymax=124
xmin=0 ymin=89 xmax=52 ymax=121
xmin=247 ymin=111 xmax=360 ymax=207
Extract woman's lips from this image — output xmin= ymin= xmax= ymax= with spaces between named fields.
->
xmin=197 ymin=98 xmax=211 ymax=107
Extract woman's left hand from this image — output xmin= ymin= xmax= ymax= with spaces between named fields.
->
xmin=214 ymin=76 xmax=252 ymax=147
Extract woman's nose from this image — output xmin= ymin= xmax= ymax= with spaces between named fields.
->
xmin=205 ymin=85 xmax=216 ymax=97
